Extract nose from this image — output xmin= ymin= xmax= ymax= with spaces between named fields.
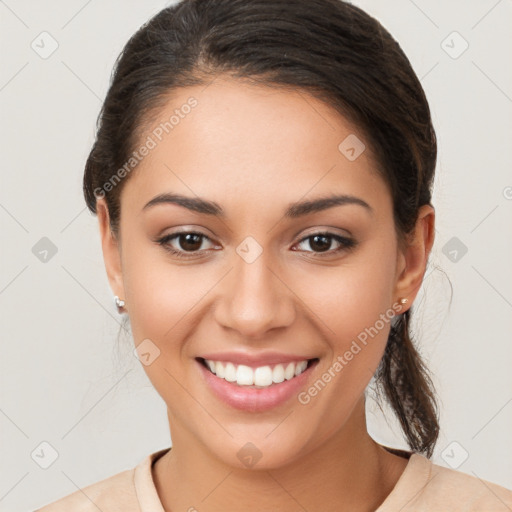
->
xmin=213 ymin=250 xmax=296 ymax=339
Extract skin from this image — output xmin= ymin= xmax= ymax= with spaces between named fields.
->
xmin=97 ymin=76 xmax=435 ymax=512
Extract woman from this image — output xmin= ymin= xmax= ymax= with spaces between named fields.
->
xmin=36 ymin=0 xmax=512 ymax=510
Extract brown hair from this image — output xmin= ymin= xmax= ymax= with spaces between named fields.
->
xmin=83 ymin=0 xmax=439 ymax=456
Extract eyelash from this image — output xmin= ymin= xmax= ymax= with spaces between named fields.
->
xmin=156 ymin=230 xmax=357 ymax=259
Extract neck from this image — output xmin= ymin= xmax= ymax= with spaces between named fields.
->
xmin=153 ymin=399 xmax=409 ymax=512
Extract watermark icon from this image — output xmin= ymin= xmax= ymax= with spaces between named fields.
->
xmin=441 ymin=31 xmax=469 ymax=60
xmin=93 ymin=97 xmax=198 ymax=200
xmin=32 ymin=237 xmax=58 ymax=263
xmin=236 ymin=236 xmax=263 ymax=264
xmin=297 ymin=300 xmax=405 ymax=405
xmin=338 ymin=134 xmax=366 ymax=161
xmin=503 ymin=186 xmax=512 ymax=200
xmin=442 ymin=236 xmax=468 ymax=263
xmin=134 ymin=338 xmax=161 ymax=366
xmin=237 ymin=442 xmax=262 ymax=468
xmin=441 ymin=441 xmax=469 ymax=469
xmin=31 ymin=441 xmax=59 ymax=469
xmin=31 ymin=31 xmax=59 ymax=59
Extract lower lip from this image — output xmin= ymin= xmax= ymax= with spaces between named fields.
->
xmin=197 ymin=359 xmax=317 ymax=412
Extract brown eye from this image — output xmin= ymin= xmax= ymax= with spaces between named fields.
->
xmin=177 ymin=233 xmax=203 ymax=252
xmin=157 ymin=231 xmax=216 ymax=258
xmin=294 ymin=232 xmax=357 ymax=257
xmin=308 ymin=234 xmax=332 ymax=252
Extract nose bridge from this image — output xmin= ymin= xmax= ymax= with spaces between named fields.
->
xmin=214 ymin=243 xmax=295 ymax=337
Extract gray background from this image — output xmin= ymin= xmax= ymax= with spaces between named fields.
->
xmin=1 ymin=0 xmax=511 ymax=510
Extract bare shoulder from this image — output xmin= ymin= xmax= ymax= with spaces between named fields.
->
xmin=35 ymin=467 xmax=138 ymax=512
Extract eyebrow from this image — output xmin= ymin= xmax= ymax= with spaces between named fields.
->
xmin=142 ymin=192 xmax=373 ymax=218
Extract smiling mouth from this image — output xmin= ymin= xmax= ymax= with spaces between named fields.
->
xmin=197 ymin=357 xmax=319 ymax=389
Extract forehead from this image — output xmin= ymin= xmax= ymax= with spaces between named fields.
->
xmin=120 ymin=76 xmax=391 ymax=220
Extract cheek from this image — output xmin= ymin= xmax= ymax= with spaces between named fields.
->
xmin=120 ymin=238 xmax=200 ymax=343
xmin=294 ymin=255 xmax=397 ymax=434
xmin=120 ymin=243 xmax=205 ymax=404
xmin=304 ymin=239 xmax=397 ymax=392
xmin=306 ymin=243 xmax=397 ymax=342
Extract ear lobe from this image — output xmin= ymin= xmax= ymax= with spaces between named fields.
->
xmin=96 ymin=198 xmax=125 ymax=300
xmin=394 ymin=205 xmax=435 ymax=308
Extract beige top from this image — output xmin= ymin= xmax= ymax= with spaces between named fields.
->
xmin=36 ymin=447 xmax=512 ymax=511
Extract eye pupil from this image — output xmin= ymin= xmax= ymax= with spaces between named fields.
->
xmin=310 ymin=234 xmax=330 ymax=252
xmin=180 ymin=233 xmax=202 ymax=251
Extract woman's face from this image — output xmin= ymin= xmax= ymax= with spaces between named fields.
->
xmin=98 ymin=76 xmax=431 ymax=469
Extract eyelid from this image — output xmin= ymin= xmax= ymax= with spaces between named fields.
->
xmin=296 ymin=225 xmax=353 ymax=239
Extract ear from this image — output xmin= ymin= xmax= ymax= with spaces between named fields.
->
xmin=393 ymin=204 xmax=435 ymax=311
xmin=96 ymin=198 xmax=125 ymax=304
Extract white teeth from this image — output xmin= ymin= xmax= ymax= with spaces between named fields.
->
xmin=272 ymin=364 xmax=285 ymax=384
xmin=215 ymin=361 xmax=226 ymax=378
xmin=204 ymin=358 xmax=310 ymax=387
xmin=284 ymin=362 xmax=295 ymax=380
xmin=236 ymin=364 xmax=254 ymax=385
xmin=254 ymin=366 xmax=273 ymax=387
xmin=294 ymin=360 xmax=308 ymax=376
xmin=224 ymin=362 xmax=237 ymax=382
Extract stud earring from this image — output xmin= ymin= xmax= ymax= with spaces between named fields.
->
xmin=399 ymin=297 xmax=408 ymax=305
xmin=114 ymin=295 xmax=125 ymax=311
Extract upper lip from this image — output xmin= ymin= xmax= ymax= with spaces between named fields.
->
xmin=198 ymin=351 xmax=317 ymax=368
